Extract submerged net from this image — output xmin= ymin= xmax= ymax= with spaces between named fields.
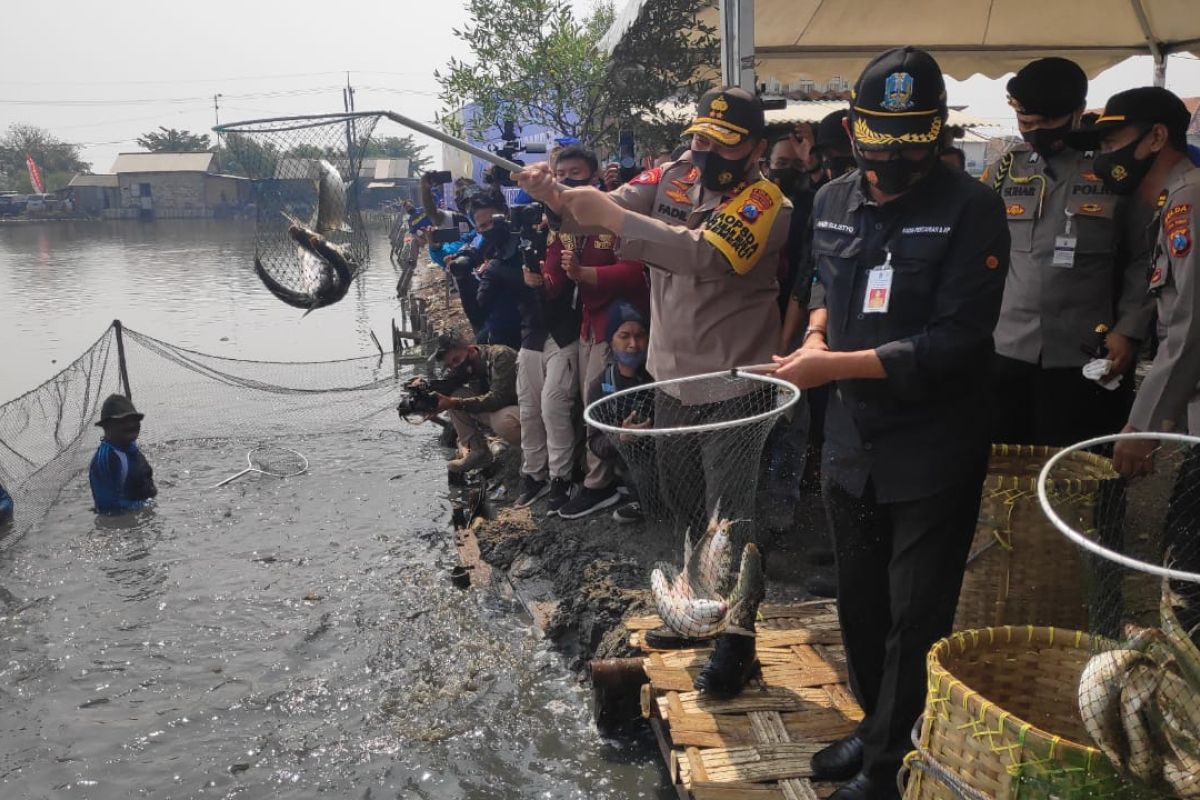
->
xmin=1014 ymin=433 xmax=1200 ymax=799
xmin=0 ymin=323 xmax=403 ymax=551
xmin=215 ymin=113 xmax=381 ymax=299
xmin=584 ymin=369 xmax=799 ymax=567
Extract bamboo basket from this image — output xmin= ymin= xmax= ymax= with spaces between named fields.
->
xmin=954 ymin=444 xmax=1117 ymax=631
xmin=904 ymin=627 xmax=1124 ymax=800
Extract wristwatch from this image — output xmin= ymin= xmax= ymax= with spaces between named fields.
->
xmin=803 ymin=326 xmax=826 ymax=341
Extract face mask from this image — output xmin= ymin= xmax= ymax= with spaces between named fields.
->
xmin=1092 ymin=131 xmax=1154 ymax=196
xmin=1021 ymin=120 xmax=1073 ymax=159
xmin=854 ymin=147 xmax=937 ymax=195
xmin=614 ymin=350 xmax=647 ymax=368
xmin=692 ymin=150 xmax=749 ymax=193
xmin=559 ymin=177 xmax=593 ymax=188
xmin=768 ymin=167 xmax=803 ymax=195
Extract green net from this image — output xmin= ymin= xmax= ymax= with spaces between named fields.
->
xmin=0 ymin=323 xmax=403 ymax=552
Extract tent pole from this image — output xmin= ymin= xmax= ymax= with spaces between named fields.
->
xmin=1129 ymin=0 xmax=1166 ymax=87
xmin=1153 ymin=52 xmax=1167 ymax=87
xmin=719 ymin=0 xmax=756 ymax=91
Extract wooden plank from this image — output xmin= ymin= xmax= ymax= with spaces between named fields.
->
xmin=692 ymin=782 xmax=786 ymax=799
xmin=687 ymin=746 xmax=710 ymax=784
xmin=780 ymin=778 xmax=821 ymax=800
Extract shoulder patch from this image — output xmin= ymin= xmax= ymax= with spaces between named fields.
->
xmin=702 ymin=179 xmax=784 ymax=275
xmin=630 ymin=167 xmax=662 ymax=186
xmin=1164 ymin=203 xmax=1192 ymax=231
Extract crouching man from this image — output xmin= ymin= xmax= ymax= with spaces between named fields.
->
xmin=431 ymin=331 xmax=521 ymax=474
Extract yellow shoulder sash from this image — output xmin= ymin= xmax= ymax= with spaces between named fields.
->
xmin=702 ymin=179 xmax=785 ymax=275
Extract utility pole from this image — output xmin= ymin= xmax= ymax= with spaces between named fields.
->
xmin=213 ymin=93 xmax=224 ymax=170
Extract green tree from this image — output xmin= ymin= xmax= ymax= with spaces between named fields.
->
xmin=0 ymin=123 xmax=90 ymax=193
xmin=435 ymin=0 xmax=718 ymax=153
xmin=136 ymin=126 xmax=212 ymax=152
xmin=361 ymin=135 xmax=431 ymax=176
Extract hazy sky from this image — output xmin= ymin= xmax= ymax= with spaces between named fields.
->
xmin=4 ymin=0 xmax=1200 ymax=174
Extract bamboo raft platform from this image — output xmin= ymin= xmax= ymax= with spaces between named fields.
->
xmin=627 ymin=601 xmax=862 ymax=800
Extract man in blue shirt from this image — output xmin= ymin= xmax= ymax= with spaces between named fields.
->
xmin=89 ymin=394 xmax=157 ymax=514
xmin=0 ymin=479 xmax=12 ymax=527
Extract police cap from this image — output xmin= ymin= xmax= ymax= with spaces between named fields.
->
xmin=1006 ymin=58 xmax=1087 ymax=118
xmin=850 ymin=47 xmax=947 ymax=151
xmin=683 ymin=87 xmax=765 ymax=148
xmin=1066 ymin=86 xmax=1192 ymax=151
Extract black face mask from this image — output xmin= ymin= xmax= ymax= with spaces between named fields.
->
xmin=854 ymin=147 xmax=938 ymax=195
xmin=559 ymin=177 xmax=593 ymax=188
xmin=692 ymin=150 xmax=750 ymax=193
xmin=768 ymin=167 xmax=803 ymax=196
xmin=1021 ymin=120 xmax=1074 ymax=159
xmin=1092 ymin=131 xmax=1155 ymax=196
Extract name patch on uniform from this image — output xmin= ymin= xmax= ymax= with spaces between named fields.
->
xmin=702 ymin=179 xmax=784 ymax=275
xmin=630 ymin=167 xmax=662 ymax=186
xmin=815 ymin=219 xmax=855 ymax=234
xmin=900 ymin=225 xmax=950 ymax=235
xmin=656 ymin=202 xmax=688 ymax=221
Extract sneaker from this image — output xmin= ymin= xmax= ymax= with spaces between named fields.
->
xmin=558 ymin=484 xmax=621 ymax=520
xmin=612 ymin=501 xmax=643 ymax=524
xmin=513 ymin=475 xmax=549 ymax=508
xmin=448 ymin=447 xmax=493 ymax=475
xmin=545 ymin=478 xmax=572 ymax=515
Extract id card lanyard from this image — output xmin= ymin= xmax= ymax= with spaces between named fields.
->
xmin=862 ymin=250 xmax=894 ymax=314
xmin=1053 ymin=210 xmax=1077 ymax=268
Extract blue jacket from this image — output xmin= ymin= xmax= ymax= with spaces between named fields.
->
xmin=0 ymin=480 xmax=12 ymax=526
xmin=89 ymin=440 xmax=157 ymax=513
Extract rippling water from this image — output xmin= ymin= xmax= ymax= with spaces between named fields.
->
xmin=0 ymin=222 xmax=670 ymax=799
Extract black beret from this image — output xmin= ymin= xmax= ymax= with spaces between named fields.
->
xmin=1006 ymin=58 xmax=1088 ymax=117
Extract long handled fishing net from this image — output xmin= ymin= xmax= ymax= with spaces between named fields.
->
xmin=214 ymin=113 xmax=380 ymax=310
xmin=585 ymin=370 xmax=798 ymax=628
xmin=212 ymin=446 xmax=309 ymax=488
xmin=1018 ymin=433 xmax=1200 ymax=799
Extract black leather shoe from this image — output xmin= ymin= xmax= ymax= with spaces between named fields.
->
xmin=806 ymin=573 xmax=838 ymax=599
xmin=811 ymin=734 xmax=864 ymax=782
xmin=693 ymin=633 xmax=757 ymax=698
xmin=828 ymin=773 xmax=898 ymax=800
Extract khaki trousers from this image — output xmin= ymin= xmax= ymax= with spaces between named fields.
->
xmin=449 ymin=402 xmax=521 ymax=452
xmin=517 ymin=340 xmax=579 ymax=480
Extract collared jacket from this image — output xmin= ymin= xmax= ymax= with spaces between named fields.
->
xmin=1129 ymin=160 xmax=1200 ymax=434
xmin=441 ymin=344 xmax=519 ymax=414
xmin=559 ymin=155 xmax=792 ymax=384
xmin=473 ymin=236 xmax=530 ymax=350
xmin=542 ymin=230 xmax=647 ymax=345
xmin=89 ymin=439 xmax=157 ymax=514
xmin=984 ymin=146 xmax=1154 ymax=367
xmin=809 ymin=164 xmax=1010 ymax=502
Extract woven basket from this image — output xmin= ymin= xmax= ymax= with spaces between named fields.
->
xmin=904 ymin=627 xmax=1119 ymax=800
xmin=954 ymin=444 xmax=1117 ymax=631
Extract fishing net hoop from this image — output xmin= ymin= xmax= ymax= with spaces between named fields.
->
xmin=213 ymin=111 xmax=383 ymax=136
xmin=1038 ymin=431 xmax=1200 ymax=585
xmin=582 ymin=369 xmax=800 ymax=436
xmin=247 ymin=446 xmax=309 ymax=477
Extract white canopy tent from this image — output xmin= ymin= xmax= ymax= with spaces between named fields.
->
xmin=602 ymin=0 xmax=1200 ymax=89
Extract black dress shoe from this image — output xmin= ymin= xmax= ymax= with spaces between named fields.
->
xmin=806 ymin=573 xmax=838 ymax=598
xmin=829 ymin=773 xmax=899 ymax=800
xmin=811 ymin=734 xmax=864 ymax=782
xmin=693 ymin=633 xmax=757 ymax=698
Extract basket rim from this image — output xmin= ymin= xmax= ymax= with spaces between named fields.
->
xmin=1037 ymin=431 xmax=1200 ymax=584
xmin=987 ymin=442 xmax=1116 ymax=492
xmin=214 ymin=111 xmax=381 ymax=135
xmin=926 ymin=626 xmax=1104 ymax=762
xmin=582 ymin=368 xmax=800 ymax=437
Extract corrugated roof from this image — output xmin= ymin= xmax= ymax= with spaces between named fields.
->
xmin=110 ymin=152 xmax=216 ymax=174
xmin=68 ymin=173 xmax=119 ymax=188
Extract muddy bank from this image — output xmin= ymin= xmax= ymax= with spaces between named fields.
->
xmin=406 ymin=259 xmax=831 ymax=676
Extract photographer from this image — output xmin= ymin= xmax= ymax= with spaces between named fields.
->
xmin=449 ymin=191 xmax=529 ymax=349
xmin=428 ymin=331 xmax=521 ymax=474
xmin=541 ymin=144 xmax=649 ymax=516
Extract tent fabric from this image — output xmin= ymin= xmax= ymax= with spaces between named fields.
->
xmin=655 ymin=99 xmax=988 ymax=127
xmin=605 ymin=0 xmax=1200 ymax=83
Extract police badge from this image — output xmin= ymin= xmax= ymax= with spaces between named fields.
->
xmin=881 ymin=72 xmax=915 ymax=112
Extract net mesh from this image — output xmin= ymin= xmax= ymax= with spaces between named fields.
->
xmin=584 ymin=370 xmax=798 ymax=589
xmin=1019 ymin=434 xmax=1200 ymax=799
xmin=0 ymin=323 xmax=403 ymax=552
xmin=215 ymin=113 xmax=381 ymax=306
xmin=248 ymin=446 xmax=309 ymax=478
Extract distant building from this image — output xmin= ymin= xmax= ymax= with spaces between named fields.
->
xmin=64 ymin=174 xmax=119 ymax=215
xmin=108 ymin=152 xmax=249 ymax=220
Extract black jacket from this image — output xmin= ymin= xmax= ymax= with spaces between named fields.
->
xmin=474 ymin=238 xmax=532 ymax=350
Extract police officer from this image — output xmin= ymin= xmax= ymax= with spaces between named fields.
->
xmin=986 ymin=58 xmax=1154 ymax=446
xmin=1072 ymin=88 xmax=1200 ymax=632
xmin=771 ymin=48 xmax=1009 ymax=799
xmin=518 ymin=86 xmax=792 ymax=698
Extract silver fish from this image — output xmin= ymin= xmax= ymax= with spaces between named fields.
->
xmin=685 ymin=502 xmax=736 ymax=599
xmin=1119 ymin=661 xmax=1163 ymax=783
xmin=1079 ymin=646 xmax=1147 ymax=768
xmin=651 ymin=568 xmax=728 ymax=639
xmin=723 ymin=543 xmax=765 ymax=635
xmin=314 ymin=159 xmax=351 ymax=235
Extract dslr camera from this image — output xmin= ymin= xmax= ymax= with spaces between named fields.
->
xmin=486 ymin=120 xmax=547 ymax=187
xmin=397 ymin=376 xmax=457 ymax=421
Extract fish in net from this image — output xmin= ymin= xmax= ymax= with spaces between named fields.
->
xmin=1023 ymin=433 xmax=1200 ymax=799
xmin=215 ymin=113 xmax=380 ymax=315
xmin=585 ymin=369 xmax=797 ymax=644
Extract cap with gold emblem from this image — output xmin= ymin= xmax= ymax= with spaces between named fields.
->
xmin=849 ymin=47 xmax=947 ymax=151
xmin=683 ymin=87 xmax=765 ymax=148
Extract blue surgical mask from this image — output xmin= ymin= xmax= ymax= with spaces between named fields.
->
xmin=614 ymin=350 xmax=647 ymax=368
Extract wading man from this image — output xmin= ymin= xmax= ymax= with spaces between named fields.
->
xmin=771 ymin=48 xmax=1009 ymax=799
xmin=90 ymin=394 xmax=157 ymax=514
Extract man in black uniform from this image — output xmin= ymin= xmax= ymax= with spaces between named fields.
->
xmin=772 ymin=48 xmax=1010 ymax=799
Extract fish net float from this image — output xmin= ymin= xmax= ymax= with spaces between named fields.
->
xmin=213 ymin=111 xmax=524 ymax=314
xmin=1030 ymin=432 xmax=1200 ymax=799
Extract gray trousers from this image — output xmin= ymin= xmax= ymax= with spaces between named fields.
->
xmin=517 ymin=340 xmax=579 ymax=481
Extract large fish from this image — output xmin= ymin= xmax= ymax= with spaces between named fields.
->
xmin=723 ymin=543 xmax=765 ymax=636
xmin=253 ymin=219 xmax=356 ymax=316
xmin=650 ymin=568 xmax=728 ymax=639
xmin=313 ymin=159 xmax=351 ymax=235
xmin=684 ymin=502 xmax=737 ymax=599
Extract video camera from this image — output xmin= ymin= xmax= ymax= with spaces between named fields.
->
xmin=486 ymin=120 xmax=547 ymax=187
xmin=509 ymin=202 xmax=548 ymax=274
xmin=397 ymin=376 xmax=458 ymax=424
